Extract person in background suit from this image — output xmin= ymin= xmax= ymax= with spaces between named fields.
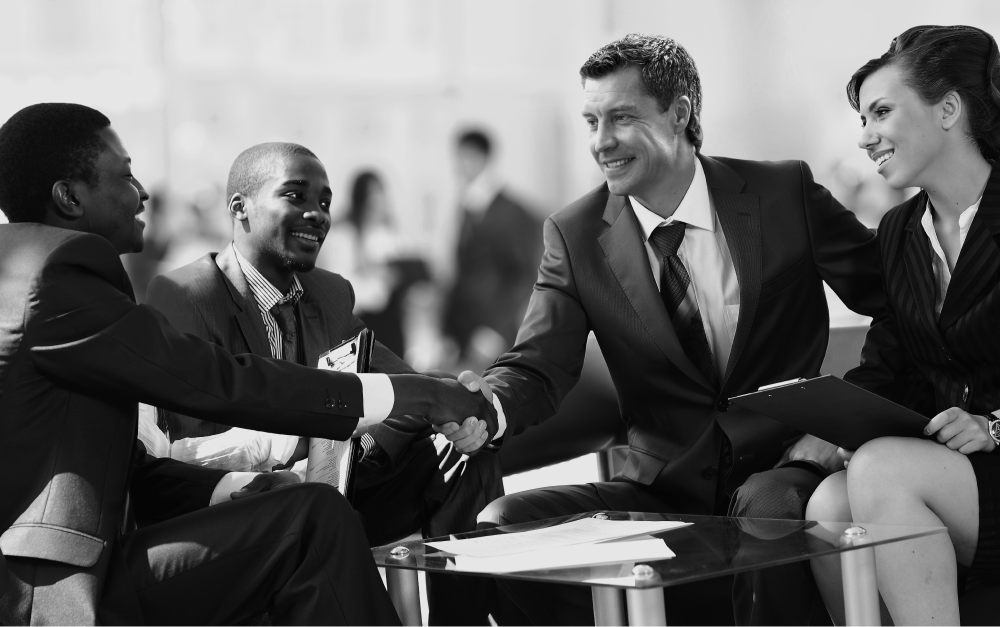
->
xmin=442 ymin=129 xmax=543 ymax=368
xmin=0 ymin=103 xmax=495 ymax=625
xmin=807 ymin=25 xmax=1000 ymax=626
xmin=146 ymin=142 xmax=501 ymax=625
xmin=458 ymin=34 xmax=885 ymax=625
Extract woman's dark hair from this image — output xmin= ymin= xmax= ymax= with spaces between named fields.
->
xmin=346 ymin=170 xmax=386 ymax=231
xmin=847 ymin=25 xmax=1000 ymax=160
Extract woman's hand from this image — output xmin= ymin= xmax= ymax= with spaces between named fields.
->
xmin=925 ymin=407 xmax=996 ymax=455
xmin=838 ymin=447 xmax=855 ymax=469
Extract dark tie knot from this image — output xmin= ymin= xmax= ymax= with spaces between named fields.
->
xmin=649 ymin=222 xmax=686 ymax=259
xmin=270 ymin=301 xmax=297 ymax=338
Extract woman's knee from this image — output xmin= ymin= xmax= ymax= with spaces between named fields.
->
xmin=805 ymin=471 xmax=851 ymax=522
xmin=848 ymin=437 xmax=937 ymax=515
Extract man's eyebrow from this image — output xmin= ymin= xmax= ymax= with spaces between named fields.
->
xmin=279 ymin=179 xmax=309 ymax=187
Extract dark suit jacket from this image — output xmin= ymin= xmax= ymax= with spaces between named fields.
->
xmin=485 ymin=155 xmax=885 ymax=514
xmin=146 ymin=244 xmax=427 ymax=466
xmin=0 ymin=224 xmax=363 ymax=623
xmin=846 ymin=165 xmax=1000 ymax=417
xmin=444 ymin=189 xmax=543 ymax=350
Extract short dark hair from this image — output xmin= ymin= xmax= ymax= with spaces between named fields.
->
xmin=0 ymin=103 xmax=110 ymax=223
xmin=226 ymin=142 xmax=319 ymax=201
xmin=456 ymin=129 xmax=491 ymax=157
xmin=847 ymin=25 xmax=1000 ymax=161
xmin=581 ymin=34 xmax=704 ymax=151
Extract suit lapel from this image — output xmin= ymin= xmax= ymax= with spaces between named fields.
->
xmin=598 ymin=192 xmax=713 ymax=391
xmin=297 ymin=276 xmax=333 ymax=368
xmin=215 ymin=244 xmax=273 ymax=358
xmin=698 ymin=156 xmax=760 ymax=391
xmin=902 ymin=195 xmax=945 ymax=341
xmin=938 ymin=166 xmax=1000 ymax=330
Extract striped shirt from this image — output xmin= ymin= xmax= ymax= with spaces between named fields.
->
xmin=232 ymin=242 xmax=380 ymax=458
xmin=232 ymin=243 xmax=304 ymax=361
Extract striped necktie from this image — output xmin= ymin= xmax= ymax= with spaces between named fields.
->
xmin=270 ymin=301 xmax=300 ymax=365
xmin=649 ymin=222 xmax=719 ymax=388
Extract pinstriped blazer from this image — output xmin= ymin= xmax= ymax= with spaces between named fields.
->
xmin=846 ymin=166 xmax=1000 ymax=417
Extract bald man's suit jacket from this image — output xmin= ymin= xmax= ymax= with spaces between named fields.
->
xmin=146 ymin=245 xmax=503 ymax=537
xmin=486 ymin=155 xmax=885 ymax=514
xmin=0 ymin=224 xmax=366 ymax=624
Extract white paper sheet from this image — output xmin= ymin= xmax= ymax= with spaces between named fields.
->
xmin=308 ymin=332 xmax=363 ymax=492
xmin=426 ymin=518 xmax=690 ymax=558
xmin=453 ymin=538 xmax=675 ymax=574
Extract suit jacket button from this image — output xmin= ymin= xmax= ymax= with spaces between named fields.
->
xmin=325 ymin=399 xmax=334 ymax=408
xmin=701 ymin=467 xmax=718 ymax=480
xmin=337 ymin=400 xmax=348 ymax=409
xmin=717 ymin=399 xmax=729 ymax=412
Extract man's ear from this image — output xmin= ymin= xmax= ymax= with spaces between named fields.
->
xmin=941 ymin=91 xmax=963 ymax=132
xmin=229 ymin=193 xmax=251 ymax=222
xmin=51 ymin=180 xmax=84 ymax=220
xmin=670 ymin=95 xmax=692 ymax=136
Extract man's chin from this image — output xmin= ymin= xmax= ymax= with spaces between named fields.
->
xmin=605 ymin=178 xmax=635 ymax=197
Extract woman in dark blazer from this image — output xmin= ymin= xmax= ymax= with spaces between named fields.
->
xmin=806 ymin=25 xmax=1000 ymax=625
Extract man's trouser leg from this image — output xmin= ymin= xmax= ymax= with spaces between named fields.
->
xmin=729 ymin=465 xmax=831 ymax=626
xmin=122 ymin=483 xmax=400 ymax=626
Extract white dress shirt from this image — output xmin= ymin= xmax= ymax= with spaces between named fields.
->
xmin=490 ymin=157 xmax=740 ymax=439
xmin=920 ymin=198 xmax=982 ymax=317
xmin=630 ymin=157 xmax=741 ymax=377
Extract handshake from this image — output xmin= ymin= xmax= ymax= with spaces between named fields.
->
xmin=388 ymin=370 xmax=496 ymax=455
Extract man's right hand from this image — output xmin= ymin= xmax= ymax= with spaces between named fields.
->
xmin=389 ymin=374 xmax=499 ymax=440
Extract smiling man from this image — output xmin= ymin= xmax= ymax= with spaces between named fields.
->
xmin=455 ymin=34 xmax=889 ymax=625
xmin=145 ymin=142 xmax=502 ymax=624
xmin=0 ymin=104 xmax=495 ymax=625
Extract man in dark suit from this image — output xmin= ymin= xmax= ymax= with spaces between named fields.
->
xmin=145 ymin=142 xmax=501 ymax=624
xmin=459 ymin=35 xmax=885 ymax=625
xmin=443 ymin=129 xmax=543 ymax=366
xmin=0 ymin=103 xmax=494 ymax=625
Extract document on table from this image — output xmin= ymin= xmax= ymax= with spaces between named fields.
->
xmin=454 ymin=538 xmax=675 ymax=574
xmin=426 ymin=518 xmax=690 ymax=558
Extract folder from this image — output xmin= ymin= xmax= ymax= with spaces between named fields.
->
xmin=313 ymin=328 xmax=375 ymax=504
xmin=728 ymin=375 xmax=929 ymax=450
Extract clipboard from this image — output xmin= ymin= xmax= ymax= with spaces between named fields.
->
xmin=728 ymin=375 xmax=929 ymax=450
xmin=314 ymin=328 xmax=375 ymax=505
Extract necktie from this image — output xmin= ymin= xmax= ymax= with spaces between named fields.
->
xmin=649 ymin=222 xmax=719 ymax=388
xmin=270 ymin=300 xmax=300 ymax=365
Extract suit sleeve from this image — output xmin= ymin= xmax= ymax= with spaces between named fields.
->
xmin=842 ymin=216 xmax=927 ymax=411
xmin=484 ymin=216 xmax=591 ymax=441
xmin=129 ymin=441 xmax=227 ymax=525
xmin=799 ymin=161 xmax=885 ymax=317
xmin=28 ymin=235 xmax=363 ymax=440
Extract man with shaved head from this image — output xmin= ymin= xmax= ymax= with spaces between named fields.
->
xmin=147 ymin=142 xmax=503 ymax=624
xmin=0 ymin=103 xmax=500 ymax=624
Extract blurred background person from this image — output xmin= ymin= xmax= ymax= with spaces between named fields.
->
xmin=442 ymin=128 xmax=543 ymax=371
xmin=318 ymin=170 xmax=430 ymax=357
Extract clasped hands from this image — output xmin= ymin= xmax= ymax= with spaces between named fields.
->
xmin=423 ymin=370 xmax=495 ymax=455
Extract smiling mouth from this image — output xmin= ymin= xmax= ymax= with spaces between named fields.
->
xmin=604 ymin=157 xmax=635 ymax=170
xmin=292 ymin=232 xmax=321 ymax=243
xmin=874 ymin=150 xmax=894 ymax=168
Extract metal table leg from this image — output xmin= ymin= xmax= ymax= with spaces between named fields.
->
xmin=592 ymin=586 xmax=627 ymax=626
xmin=386 ymin=567 xmax=422 ymax=626
xmin=840 ymin=527 xmax=880 ymax=626
xmin=626 ymin=588 xmax=667 ymax=626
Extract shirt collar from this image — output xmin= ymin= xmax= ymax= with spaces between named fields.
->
xmin=630 ymin=156 xmax=714 ymax=241
xmin=920 ymin=196 xmax=982 ymax=258
xmin=461 ymin=167 xmax=503 ymax=215
xmin=232 ymin=242 xmax=304 ymax=312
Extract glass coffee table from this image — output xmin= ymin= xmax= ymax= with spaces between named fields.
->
xmin=372 ymin=511 xmax=945 ymax=626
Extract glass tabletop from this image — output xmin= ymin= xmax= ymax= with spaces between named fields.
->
xmin=372 ymin=511 xmax=945 ymax=589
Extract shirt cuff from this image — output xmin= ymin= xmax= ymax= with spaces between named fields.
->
xmin=492 ymin=394 xmax=507 ymax=440
xmin=354 ymin=373 xmax=393 ymax=433
xmin=210 ymin=472 xmax=257 ymax=505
